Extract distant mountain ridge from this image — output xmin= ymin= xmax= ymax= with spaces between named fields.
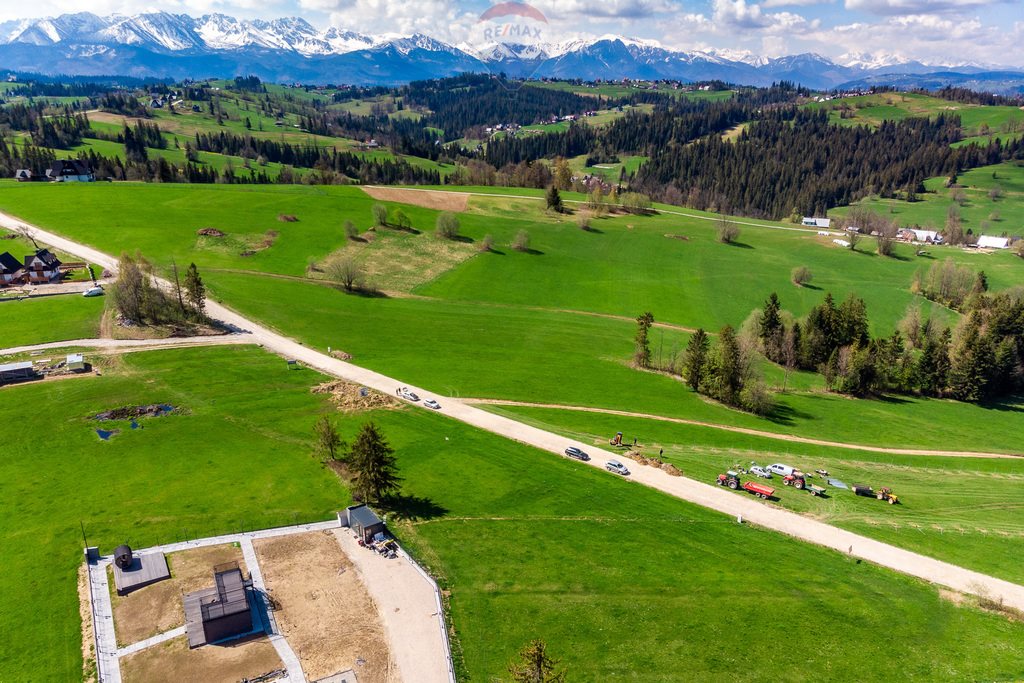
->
xmin=1 ymin=11 xmax=1022 ymax=92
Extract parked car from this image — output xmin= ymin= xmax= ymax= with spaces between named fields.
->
xmin=82 ymin=285 xmax=104 ymax=297
xmin=564 ymin=446 xmax=590 ymax=461
xmin=424 ymin=399 xmax=441 ymax=410
xmin=396 ymin=387 xmax=420 ymax=402
xmin=766 ymin=463 xmax=795 ymax=477
xmin=749 ymin=466 xmax=772 ymax=479
xmin=605 ymin=460 xmax=630 ymax=476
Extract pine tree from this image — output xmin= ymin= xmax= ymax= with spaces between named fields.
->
xmin=545 ymin=185 xmax=563 ymax=213
xmin=634 ymin=312 xmax=655 ymax=368
xmin=684 ymin=328 xmax=710 ymax=391
xmin=348 ymin=422 xmax=401 ymax=503
xmin=759 ymin=292 xmax=783 ymax=361
xmin=508 ymin=640 xmax=566 ymax=683
xmin=713 ymin=325 xmax=743 ymax=405
xmin=184 ymin=263 xmax=206 ymax=317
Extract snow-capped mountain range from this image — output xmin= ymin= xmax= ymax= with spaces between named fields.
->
xmin=0 ymin=12 xmax=1021 ymax=91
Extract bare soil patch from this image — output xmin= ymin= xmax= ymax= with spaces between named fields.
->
xmin=120 ymin=634 xmax=282 ymax=683
xmin=312 ymin=380 xmax=400 ymax=412
xmin=109 ymin=544 xmax=247 ymax=647
xmin=362 ymin=186 xmax=468 ymax=212
xmin=254 ymin=531 xmax=395 ymax=682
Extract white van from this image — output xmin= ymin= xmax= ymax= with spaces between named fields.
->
xmin=766 ymin=463 xmax=795 ymax=477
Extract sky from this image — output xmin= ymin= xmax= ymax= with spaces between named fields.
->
xmin=3 ymin=0 xmax=1023 ymax=66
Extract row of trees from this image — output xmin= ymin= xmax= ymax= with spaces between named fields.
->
xmin=634 ymin=313 xmax=774 ymax=415
xmin=752 ymin=289 xmax=1023 ymax=402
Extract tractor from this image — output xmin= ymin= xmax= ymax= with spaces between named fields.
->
xmin=782 ymin=473 xmax=807 ymax=490
xmin=715 ymin=471 xmax=742 ymax=490
xmin=609 ymin=432 xmax=624 ymax=447
xmin=876 ymin=487 xmax=900 ymax=505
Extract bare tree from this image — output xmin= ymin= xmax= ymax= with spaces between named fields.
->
xmin=791 ymin=266 xmax=813 ymax=287
xmin=512 ymin=230 xmax=531 ymax=252
xmin=435 ymin=212 xmax=460 ymax=240
xmin=14 ymin=225 xmax=40 ymax=250
xmin=717 ymin=216 xmax=740 ymax=244
xmin=325 ymin=257 xmax=365 ymax=292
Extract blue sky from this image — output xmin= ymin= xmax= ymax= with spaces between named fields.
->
xmin=6 ymin=0 xmax=1023 ymax=65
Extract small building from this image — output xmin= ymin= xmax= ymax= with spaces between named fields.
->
xmin=340 ymin=504 xmax=386 ymax=543
xmin=67 ymin=354 xmax=87 ymax=372
xmin=46 ymin=160 xmax=94 ymax=183
xmin=802 ymin=217 xmax=831 ymax=228
xmin=0 ymin=251 xmax=24 ymax=285
xmin=14 ymin=169 xmax=43 ymax=182
xmin=184 ymin=562 xmax=253 ymax=648
xmin=907 ymin=229 xmax=939 ymax=243
xmin=24 ymin=249 xmax=62 ymax=284
xmin=976 ymin=235 xmax=1009 ymax=249
xmin=0 ymin=361 xmax=38 ymax=385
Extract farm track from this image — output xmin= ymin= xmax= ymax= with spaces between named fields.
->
xmin=465 ymin=398 xmax=1023 ymax=459
xmin=0 ymin=334 xmax=255 ymax=358
xmin=362 ymin=186 xmax=821 ymax=234
xmin=204 ymin=268 xmax=701 ymax=332
xmin=4 ymin=208 xmax=1024 ymax=614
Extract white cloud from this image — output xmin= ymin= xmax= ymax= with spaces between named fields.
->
xmin=844 ymin=0 xmax=1007 ymax=15
xmin=762 ymin=0 xmax=833 ymax=7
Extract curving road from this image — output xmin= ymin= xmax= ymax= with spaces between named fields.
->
xmin=4 ymin=209 xmax=1023 ymax=613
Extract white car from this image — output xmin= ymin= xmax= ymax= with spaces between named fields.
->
xmin=82 ymin=285 xmax=104 ymax=297
xmin=424 ymin=399 xmax=441 ymax=410
xmin=749 ymin=466 xmax=772 ymax=479
xmin=605 ymin=460 xmax=630 ymax=476
xmin=396 ymin=387 xmax=420 ymax=402
xmin=766 ymin=463 xmax=795 ymax=477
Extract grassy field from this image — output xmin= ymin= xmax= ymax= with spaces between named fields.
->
xmin=832 ymin=161 xmax=1024 ymax=233
xmin=805 ymin=92 xmax=1024 ymax=141
xmin=3 ymin=344 xmax=1022 ymax=682
xmin=485 ymin=404 xmax=1024 ymax=584
xmin=0 ymin=294 xmax=104 ymax=347
xmin=1 ymin=181 xmax=1022 ymax=456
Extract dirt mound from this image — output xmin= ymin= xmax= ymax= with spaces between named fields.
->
xmin=330 ymin=349 xmax=353 ymax=361
xmin=93 ymin=404 xmax=177 ymax=421
xmin=197 ymin=228 xmax=226 ymax=237
xmin=311 ymin=380 xmax=398 ymax=412
xmin=661 ymin=463 xmax=683 ymax=476
xmin=277 ymin=214 xmax=298 ymax=222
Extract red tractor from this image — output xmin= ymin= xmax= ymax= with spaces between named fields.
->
xmin=716 ymin=471 xmax=775 ymax=500
xmin=782 ymin=473 xmax=807 ymax=490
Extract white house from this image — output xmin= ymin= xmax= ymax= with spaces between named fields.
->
xmin=802 ymin=217 xmax=831 ymax=228
xmin=24 ymin=249 xmax=62 ymax=284
xmin=976 ymin=235 xmax=1009 ymax=249
xmin=46 ymin=160 xmax=94 ymax=183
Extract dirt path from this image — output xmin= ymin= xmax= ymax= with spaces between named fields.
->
xmin=0 ymin=335 xmax=255 ymax=358
xmin=6 ymin=208 xmax=1024 ymax=615
xmin=464 ymin=399 xmax=1023 ymax=459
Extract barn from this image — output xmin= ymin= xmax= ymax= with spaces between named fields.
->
xmin=341 ymin=504 xmax=386 ymax=543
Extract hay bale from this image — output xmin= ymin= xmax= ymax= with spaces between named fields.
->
xmin=661 ymin=463 xmax=683 ymax=477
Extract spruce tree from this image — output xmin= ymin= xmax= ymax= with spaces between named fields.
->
xmin=184 ymin=262 xmax=206 ymax=317
xmin=633 ymin=312 xmax=654 ymax=368
xmin=684 ymin=328 xmax=710 ymax=391
xmin=348 ymin=422 xmax=401 ymax=503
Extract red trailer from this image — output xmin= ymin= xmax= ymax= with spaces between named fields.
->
xmin=743 ymin=481 xmax=775 ymax=499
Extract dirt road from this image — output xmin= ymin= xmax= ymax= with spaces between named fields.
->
xmin=5 ymin=209 xmax=1024 ymax=613
xmin=0 ymin=335 xmax=255 ymax=358
xmin=463 ymin=398 xmax=1023 ymax=459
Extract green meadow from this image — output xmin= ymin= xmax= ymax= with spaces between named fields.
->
xmin=832 ymin=161 xmax=1024 ymax=232
xmin=487 ymin=404 xmax=1024 ymax=584
xmin=1 ymin=181 xmax=1022 ymax=457
xmin=2 ymin=345 xmax=1022 ymax=682
xmin=0 ymin=294 xmax=104 ymax=347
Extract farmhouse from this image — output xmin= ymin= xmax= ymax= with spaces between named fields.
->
xmin=14 ymin=169 xmax=43 ymax=182
xmin=183 ymin=562 xmax=254 ymax=648
xmin=46 ymin=160 xmax=94 ymax=183
xmin=341 ymin=503 xmax=386 ymax=543
xmin=0 ymin=251 xmax=24 ymax=285
xmin=976 ymin=235 xmax=1009 ymax=249
xmin=24 ymin=249 xmax=62 ymax=284
xmin=802 ymin=217 xmax=831 ymax=228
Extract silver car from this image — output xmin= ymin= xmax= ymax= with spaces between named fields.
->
xmin=424 ymin=399 xmax=441 ymax=410
xmin=749 ymin=466 xmax=772 ymax=479
xmin=605 ymin=460 xmax=630 ymax=476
